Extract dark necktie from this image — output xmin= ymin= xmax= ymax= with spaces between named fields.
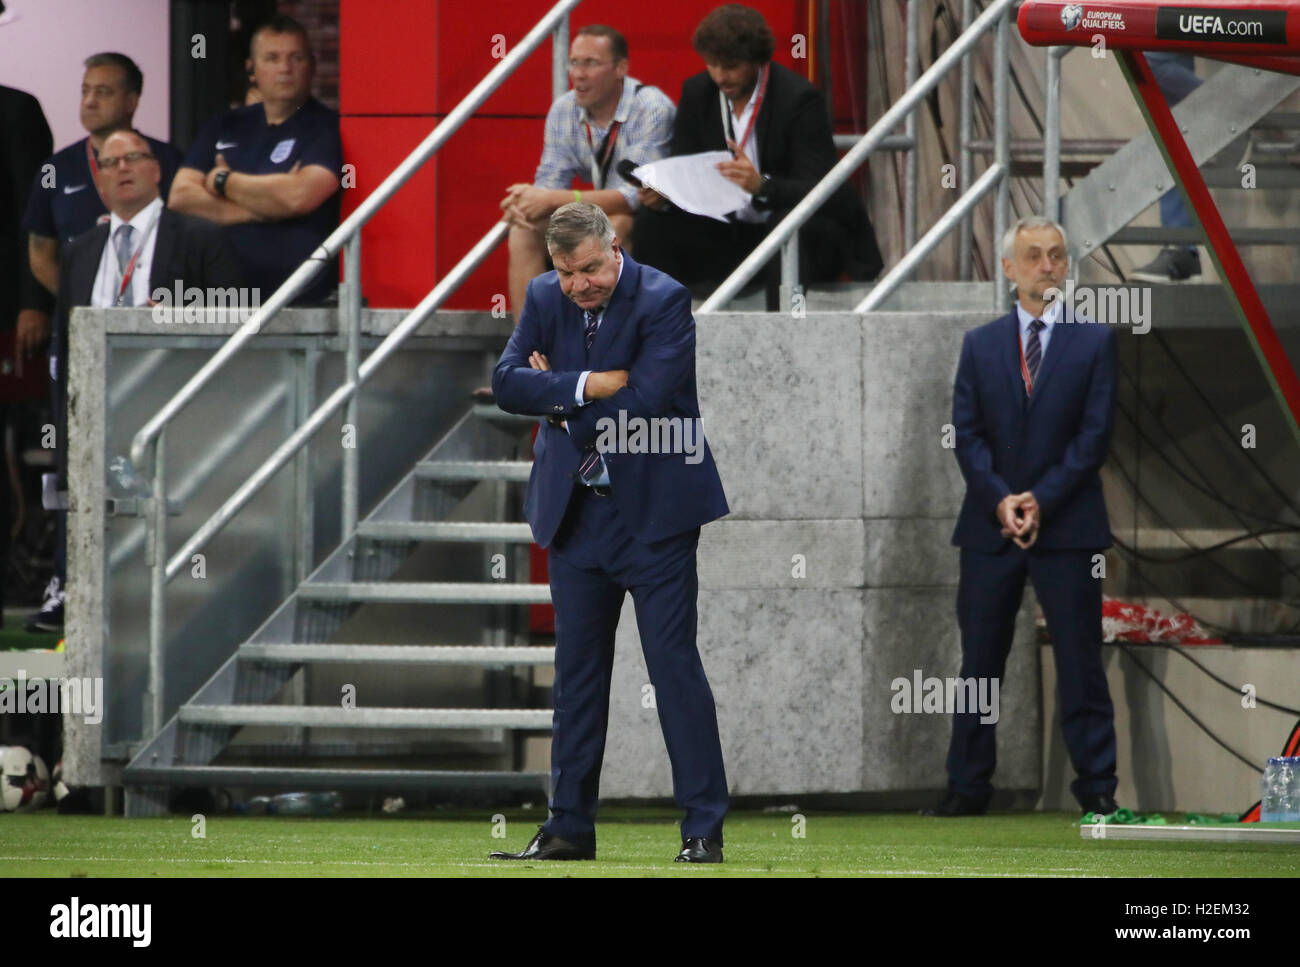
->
xmin=576 ymin=307 xmax=606 ymax=485
xmin=1025 ymin=318 xmax=1045 ymax=391
xmin=114 ymin=224 xmax=136 ymax=307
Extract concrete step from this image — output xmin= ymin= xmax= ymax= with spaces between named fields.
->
xmin=297 ymin=582 xmax=551 ymax=604
xmin=179 ymin=705 xmax=553 ymax=729
xmin=123 ymin=764 xmax=548 ymax=790
xmin=356 ymin=520 xmax=534 ymax=543
xmin=238 ymin=643 xmax=554 ymax=666
xmin=415 ymin=460 xmax=532 ymax=482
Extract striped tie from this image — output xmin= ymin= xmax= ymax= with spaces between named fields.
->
xmin=1025 ymin=318 xmax=1045 ymax=391
xmin=576 ymin=308 xmax=605 ymax=485
xmin=114 ymin=224 xmax=135 ymax=306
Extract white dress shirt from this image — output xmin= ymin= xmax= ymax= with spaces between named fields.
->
xmin=91 ymin=196 xmax=163 ymax=308
xmin=1015 ymin=297 xmax=1061 ymax=362
xmin=723 ymin=77 xmax=770 ymax=225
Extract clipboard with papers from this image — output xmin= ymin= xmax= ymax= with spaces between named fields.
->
xmin=632 ymin=151 xmax=752 ymax=223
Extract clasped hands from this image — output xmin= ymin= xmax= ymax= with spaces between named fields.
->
xmin=500 ymin=184 xmax=555 ymax=230
xmin=528 ymin=351 xmax=628 ymax=429
xmin=997 ymin=491 xmax=1040 ymax=549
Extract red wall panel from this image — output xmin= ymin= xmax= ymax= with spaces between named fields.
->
xmin=341 ymin=0 xmax=866 ymax=310
xmin=340 ymin=0 xmax=439 ymax=115
xmin=340 ymin=116 xmax=440 ymax=309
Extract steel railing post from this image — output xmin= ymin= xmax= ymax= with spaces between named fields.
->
xmin=904 ymin=0 xmax=920 ymax=253
xmin=959 ymin=0 xmax=976 ymax=280
xmin=147 ymin=430 xmax=166 ymax=739
xmin=993 ymin=6 xmax=1011 ymax=313
xmin=342 ymin=235 xmax=361 ymax=540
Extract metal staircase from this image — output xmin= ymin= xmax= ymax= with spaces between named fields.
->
xmin=123 ymin=404 xmax=555 ymax=815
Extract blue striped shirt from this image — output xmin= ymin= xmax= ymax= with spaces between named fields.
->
xmin=534 ymin=76 xmax=675 ymax=211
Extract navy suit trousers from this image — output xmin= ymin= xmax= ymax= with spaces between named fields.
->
xmin=947 ymin=545 xmax=1118 ymax=805
xmin=543 ymin=487 xmax=728 ymax=845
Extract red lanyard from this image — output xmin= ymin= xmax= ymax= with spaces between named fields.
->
xmin=1018 ymin=332 xmax=1033 ymax=396
xmin=722 ymin=63 xmax=769 ymax=162
xmin=583 ymin=119 xmax=622 ymax=189
xmin=85 ymin=139 xmax=111 ymax=208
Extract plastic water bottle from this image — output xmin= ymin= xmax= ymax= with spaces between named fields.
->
xmin=108 ymin=455 xmax=152 ymax=497
xmin=1260 ymin=757 xmax=1300 ymax=822
xmin=267 ymin=791 xmax=342 ymax=816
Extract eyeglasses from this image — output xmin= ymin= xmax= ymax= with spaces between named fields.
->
xmin=568 ymin=58 xmax=612 ymax=71
xmin=98 ymin=151 xmax=155 ymax=170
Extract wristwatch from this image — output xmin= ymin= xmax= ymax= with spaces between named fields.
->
xmin=214 ymin=169 xmax=231 ymax=197
xmin=753 ymin=173 xmax=774 ymax=205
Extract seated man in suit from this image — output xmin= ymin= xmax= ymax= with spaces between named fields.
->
xmin=50 ymin=130 xmax=241 ymax=620
xmin=633 ymin=3 xmax=882 ymax=298
xmin=489 ymin=203 xmax=730 ymax=863
xmin=929 ymin=215 xmax=1121 ymax=818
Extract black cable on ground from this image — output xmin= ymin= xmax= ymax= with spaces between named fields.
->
xmin=1146 ymin=641 xmax=1300 ymax=715
xmin=1115 ymin=643 xmax=1262 ymax=772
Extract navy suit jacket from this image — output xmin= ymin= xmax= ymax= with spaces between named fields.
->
xmin=951 ymin=308 xmax=1117 ymax=551
xmin=493 ymin=252 xmax=729 ymax=548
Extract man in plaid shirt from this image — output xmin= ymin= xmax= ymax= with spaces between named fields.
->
xmin=500 ymin=24 xmax=674 ymax=318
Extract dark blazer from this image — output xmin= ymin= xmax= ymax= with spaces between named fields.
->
xmin=670 ymin=62 xmax=882 ymax=280
xmin=950 ymin=309 xmax=1118 ymax=551
xmin=493 ymin=252 xmax=729 ymax=547
xmin=54 ymin=206 xmax=242 ymax=367
xmin=0 ymin=85 xmax=53 ymax=324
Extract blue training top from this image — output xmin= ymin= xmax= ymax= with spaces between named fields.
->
xmin=182 ymin=98 xmax=343 ymax=305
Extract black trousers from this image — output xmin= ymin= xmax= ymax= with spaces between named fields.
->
xmin=632 ymin=205 xmax=853 ymax=298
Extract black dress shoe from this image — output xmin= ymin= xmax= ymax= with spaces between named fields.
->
xmin=921 ymin=792 xmax=989 ymax=817
xmin=488 ymin=827 xmax=594 ymax=861
xmin=675 ymin=837 xmax=723 ymax=863
xmin=1079 ymin=794 xmax=1119 ymax=816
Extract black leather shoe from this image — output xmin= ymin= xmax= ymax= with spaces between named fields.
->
xmin=1079 ymin=794 xmax=1119 ymax=816
xmin=921 ymin=792 xmax=989 ymax=817
xmin=675 ymin=837 xmax=723 ymax=863
xmin=488 ymin=827 xmax=594 ymax=861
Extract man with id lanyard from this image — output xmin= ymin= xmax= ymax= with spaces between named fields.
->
xmin=632 ymin=4 xmax=882 ymax=303
xmin=51 ymin=130 xmax=240 ymax=611
xmin=499 ymin=24 xmax=674 ymax=321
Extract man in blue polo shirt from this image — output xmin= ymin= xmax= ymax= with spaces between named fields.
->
xmin=169 ymin=14 xmax=342 ymax=305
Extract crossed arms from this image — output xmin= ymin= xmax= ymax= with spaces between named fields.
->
xmin=492 ymin=282 xmax=695 ymax=437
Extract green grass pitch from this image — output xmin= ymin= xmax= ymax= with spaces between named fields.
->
xmin=2 ymin=808 xmax=1297 ymax=877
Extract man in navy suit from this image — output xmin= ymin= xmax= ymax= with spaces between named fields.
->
xmin=928 ymin=215 xmax=1121 ymax=818
xmin=489 ymin=202 xmax=730 ymax=863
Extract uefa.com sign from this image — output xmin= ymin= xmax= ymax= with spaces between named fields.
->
xmin=1037 ymin=3 xmax=1289 ymax=48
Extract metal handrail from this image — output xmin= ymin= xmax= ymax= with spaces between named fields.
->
xmin=698 ymin=0 xmax=1017 ymax=314
xmin=128 ymin=0 xmax=580 ymax=473
xmin=136 ymin=0 xmax=580 ymax=739
xmin=161 ymin=221 xmax=508 ymax=584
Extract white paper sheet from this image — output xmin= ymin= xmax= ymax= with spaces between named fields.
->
xmin=632 ymin=151 xmax=751 ymax=223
